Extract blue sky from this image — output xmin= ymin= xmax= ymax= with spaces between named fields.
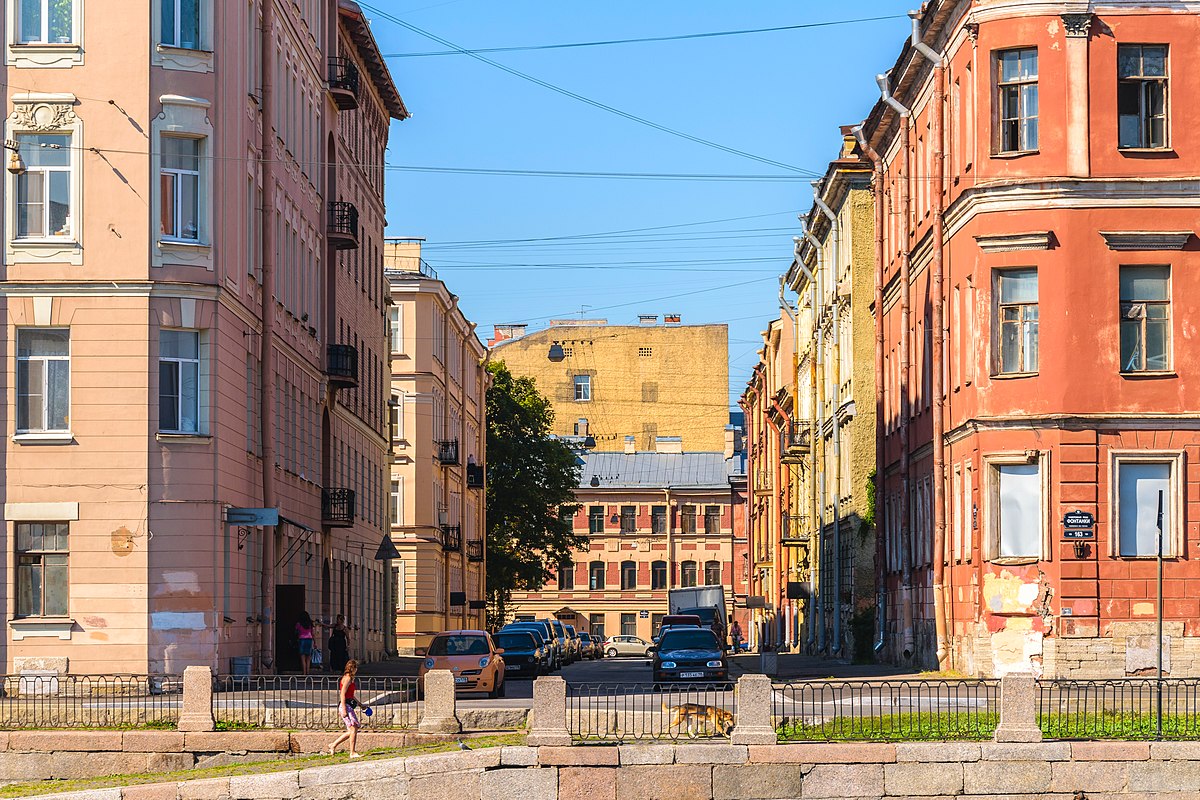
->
xmin=369 ymin=1 xmax=915 ymax=405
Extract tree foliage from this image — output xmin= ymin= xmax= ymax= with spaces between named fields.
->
xmin=484 ymin=361 xmax=583 ymax=626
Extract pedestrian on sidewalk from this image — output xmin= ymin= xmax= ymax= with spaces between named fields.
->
xmin=326 ymin=614 xmax=350 ymax=673
xmin=296 ymin=611 xmax=316 ymax=676
xmin=729 ymin=619 xmax=743 ymax=654
xmin=327 ymin=659 xmax=365 ymax=758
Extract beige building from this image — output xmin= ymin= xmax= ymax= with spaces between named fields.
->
xmin=0 ymin=0 xmax=405 ymax=675
xmin=489 ymin=319 xmax=728 ymax=452
xmin=386 ymin=239 xmax=488 ymax=654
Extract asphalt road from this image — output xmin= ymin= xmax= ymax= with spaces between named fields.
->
xmin=457 ymin=653 xmax=656 ymax=709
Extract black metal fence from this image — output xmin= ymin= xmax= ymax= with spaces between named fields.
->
xmin=775 ymin=679 xmax=999 ymax=742
xmin=0 ymin=674 xmax=181 ymax=729
xmin=212 ymin=675 xmax=417 ymax=730
xmin=567 ymin=682 xmax=736 ymax=742
xmin=1038 ymin=678 xmax=1200 ymax=740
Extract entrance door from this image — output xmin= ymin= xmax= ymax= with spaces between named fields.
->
xmin=275 ymin=584 xmax=306 ymax=674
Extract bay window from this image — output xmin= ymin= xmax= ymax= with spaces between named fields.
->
xmin=160 ymin=137 xmax=201 ymax=241
xmin=17 ymin=328 xmax=70 ymax=433
xmin=161 ymin=0 xmax=200 ymax=49
xmin=159 ymin=330 xmax=200 ymax=433
xmin=16 ymin=134 xmax=72 ymax=240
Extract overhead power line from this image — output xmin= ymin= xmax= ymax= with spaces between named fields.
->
xmin=357 ymin=3 xmax=818 ymax=175
xmin=382 ymin=15 xmax=907 ymax=58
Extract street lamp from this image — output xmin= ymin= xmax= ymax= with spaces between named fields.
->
xmin=547 ymin=342 xmax=565 ymax=362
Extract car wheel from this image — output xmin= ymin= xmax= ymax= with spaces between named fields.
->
xmin=606 ymin=647 xmax=618 ymax=658
xmin=488 ymin=676 xmax=504 ymax=698
xmin=644 ymin=649 xmax=653 ymax=657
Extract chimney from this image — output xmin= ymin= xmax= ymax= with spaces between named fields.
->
xmin=664 ymin=313 xmax=681 ymax=325
xmin=490 ymin=324 xmax=527 ymax=346
xmin=724 ymin=425 xmax=736 ymax=459
xmin=624 ymin=435 xmax=636 ymax=455
xmin=655 ymin=436 xmax=683 ymax=454
xmin=575 ymin=418 xmax=589 ymax=436
xmin=639 ymin=314 xmax=658 ymax=326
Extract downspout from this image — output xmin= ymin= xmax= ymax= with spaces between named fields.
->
xmin=812 ymin=185 xmax=843 ymax=657
xmin=777 ymin=277 xmax=797 ymax=649
xmin=803 ymin=231 xmax=827 ymax=653
xmin=258 ymin=0 xmax=279 ymax=670
xmin=909 ymin=9 xmax=951 ymax=671
xmin=876 ymin=70 xmax=915 ymax=660
xmin=786 ymin=249 xmax=815 ymax=650
xmin=794 ymin=238 xmax=819 ymax=650
xmin=852 ymin=124 xmax=888 ymax=655
xmin=764 ymin=398 xmax=787 ymax=648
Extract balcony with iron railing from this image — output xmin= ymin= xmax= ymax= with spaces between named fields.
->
xmin=328 ymin=201 xmax=359 ymax=250
xmin=753 ymin=471 xmax=772 ymax=495
xmin=466 ymin=463 xmax=485 ymax=488
xmin=436 ymin=439 xmax=459 ymax=466
xmin=466 ymin=539 xmax=483 ymax=562
xmin=321 ymin=488 xmax=355 ymax=528
xmin=783 ymin=420 xmax=811 ymax=463
xmin=325 ymin=344 xmax=358 ymax=389
xmin=327 ymin=57 xmax=360 ymax=110
xmin=781 ymin=514 xmax=811 ymax=545
xmin=441 ymin=525 xmax=462 ymax=552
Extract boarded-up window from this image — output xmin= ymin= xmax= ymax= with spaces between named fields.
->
xmin=995 ymin=463 xmax=1040 ymax=559
xmin=1118 ymin=461 xmax=1171 ymax=557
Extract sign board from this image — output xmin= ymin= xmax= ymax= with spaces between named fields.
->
xmin=1062 ymin=510 xmax=1095 ymax=528
xmin=744 ymin=596 xmax=766 ymax=609
xmin=638 ymin=610 xmax=649 ymax=619
xmin=226 ymin=507 xmax=279 ymax=526
xmin=1063 ymin=529 xmax=1095 ymax=540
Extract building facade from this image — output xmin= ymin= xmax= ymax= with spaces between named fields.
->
xmin=489 ymin=318 xmax=729 ymax=453
xmin=864 ymin=0 xmax=1200 ymax=676
xmin=0 ymin=0 xmax=405 ymax=675
xmin=385 ymin=239 xmax=488 ymax=654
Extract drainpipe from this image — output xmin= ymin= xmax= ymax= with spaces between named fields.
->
xmin=852 ymin=124 xmax=888 ymax=655
xmin=876 ymin=70 xmax=915 ymax=660
xmin=909 ymin=9 xmax=951 ymax=671
xmin=812 ymin=184 xmax=843 ymax=658
xmin=777 ymin=278 xmax=796 ymax=649
xmin=785 ymin=251 xmax=815 ymax=650
xmin=792 ymin=238 xmax=819 ymax=650
xmin=803 ymin=231 xmax=827 ymax=653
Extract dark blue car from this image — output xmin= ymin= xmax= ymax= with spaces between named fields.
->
xmin=494 ymin=630 xmax=544 ymax=678
xmin=650 ymin=628 xmax=729 ymax=684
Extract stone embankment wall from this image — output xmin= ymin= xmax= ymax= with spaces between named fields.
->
xmin=27 ymin=740 xmax=1200 ymax=800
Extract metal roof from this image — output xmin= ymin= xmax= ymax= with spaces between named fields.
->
xmin=578 ymin=451 xmax=744 ymax=490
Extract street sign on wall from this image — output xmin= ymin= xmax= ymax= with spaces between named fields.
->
xmin=226 ymin=507 xmax=279 ymax=526
xmin=1062 ymin=510 xmax=1095 ymax=528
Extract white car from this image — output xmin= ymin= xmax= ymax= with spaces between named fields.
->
xmin=603 ymin=635 xmax=652 ymax=658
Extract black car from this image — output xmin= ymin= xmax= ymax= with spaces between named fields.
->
xmin=501 ymin=622 xmax=558 ymax=671
xmin=494 ymin=630 xmax=544 ymax=678
xmin=650 ymin=628 xmax=729 ymax=684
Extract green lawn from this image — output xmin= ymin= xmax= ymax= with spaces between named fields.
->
xmin=777 ymin=711 xmax=1200 ymax=742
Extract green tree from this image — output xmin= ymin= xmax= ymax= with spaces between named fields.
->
xmin=485 ymin=361 xmax=583 ymax=627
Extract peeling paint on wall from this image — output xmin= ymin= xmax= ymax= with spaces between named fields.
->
xmin=156 ymin=572 xmax=201 ymax=595
xmin=991 ymin=616 xmax=1044 ymax=677
xmin=110 ymin=526 xmax=136 ymax=556
xmin=150 ymin=612 xmax=206 ymax=630
xmin=983 ymin=570 xmax=1040 ymax=615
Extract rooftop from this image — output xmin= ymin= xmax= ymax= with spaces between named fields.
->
xmin=577 ymin=450 xmax=745 ymax=490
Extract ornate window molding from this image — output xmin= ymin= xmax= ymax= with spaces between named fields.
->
xmin=1100 ymin=231 xmax=1193 ymax=251
xmin=152 ymin=95 xmax=214 ymax=270
xmin=974 ymin=231 xmax=1053 ymax=253
xmin=6 ymin=0 xmax=84 ymax=69
xmin=152 ymin=0 xmax=213 ymax=73
xmin=5 ymin=93 xmax=83 ymax=266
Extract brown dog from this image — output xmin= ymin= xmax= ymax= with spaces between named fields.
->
xmin=662 ymin=701 xmax=735 ymax=738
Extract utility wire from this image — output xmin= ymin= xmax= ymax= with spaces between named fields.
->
xmin=382 ymin=14 xmax=907 ymax=58
xmin=358 ymin=3 xmax=817 ymax=175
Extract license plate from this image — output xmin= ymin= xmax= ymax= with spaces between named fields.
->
xmin=454 ymin=677 xmax=468 ymax=684
xmin=507 ymin=665 xmax=521 ymax=670
xmin=680 ymin=671 xmax=705 ymax=679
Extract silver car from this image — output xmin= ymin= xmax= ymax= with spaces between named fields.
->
xmin=602 ymin=635 xmax=652 ymax=658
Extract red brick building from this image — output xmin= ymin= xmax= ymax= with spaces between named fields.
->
xmin=861 ymin=0 xmax=1200 ymax=676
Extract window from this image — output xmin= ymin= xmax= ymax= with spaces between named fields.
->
xmin=651 ymin=560 xmax=667 ymax=590
xmin=620 ymin=613 xmax=636 ymax=636
xmin=651 ymin=505 xmax=667 ymax=534
xmin=589 ymin=613 xmax=605 ymax=641
xmin=588 ymin=506 xmax=605 ymax=535
xmin=1116 ymin=459 xmax=1175 ymax=557
xmin=620 ymin=506 xmax=636 ymax=534
xmin=704 ymin=505 xmax=721 ymax=535
xmin=17 ymin=328 xmax=69 ymax=433
xmin=997 ymin=48 xmax=1038 ymax=152
xmin=681 ymin=505 xmax=697 ymax=534
xmin=17 ymin=0 xmax=71 ymax=43
xmin=638 ymin=347 xmax=652 ymax=358
xmin=390 ymin=479 xmax=402 ymax=526
xmin=704 ymin=560 xmax=722 ymax=585
xmin=16 ymin=134 xmax=72 ymax=239
xmin=589 ymin=561 xmax=605 ymax=590
xmin=557 ymin=563 xmax=575 ymax=591
xmin=620 ymin=560 xmax=636 ymax=590
xmin=995 ymin=269 xmax=1038 ymax=374
xmin=159 ymin=330 xmax=200 ymax=433
xmin=161 ymin=0 xmax=200 ymax=48
xmin=160 ymin=137 xmax=200 ymax=241
xmin=651 ymin=613 xmax=665 ymax=637
xmin=16 ymin=522 xmax=68 ymax=617
xmin=989 ymin=460 xmax=1042 ymax=560
xmin=1120 ymin=266 xmax=1170 ymax=372
xmin=681 ymin=560 xmax=698 ymax=587
xmin=573 ymin=374 xmax=591 ymax=402
xmin=390 ymin=396 xmax=403 ymax=442
xmin=389 ymin=306 xmax=402 ymax=353
xmin=1119 ymin=45 xmax=1168 ymax=149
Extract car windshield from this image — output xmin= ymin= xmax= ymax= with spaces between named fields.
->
xmin=495 ymin=633 xmax=536 ymax=651
xmin=659 ymin=630 xmax=720 ymax=651
xmin=507 ymin=625 xmax=545 ymax=639
xmin=428 ymin=635 xmax=490 ymax=656
xmin=580 ymin=633 xmax=591 ymax=642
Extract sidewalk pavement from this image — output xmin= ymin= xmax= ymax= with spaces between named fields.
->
xmin=353 ymin=656 xmax=426 ymax=677
xmin=729 ymin=651 xmax=921 ymax=681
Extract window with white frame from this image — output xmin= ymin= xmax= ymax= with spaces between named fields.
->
xmin=390 ymin=478 xmax=402 ymax=527
xmin=1114 ymin=454 xmax=1180 ymax=557
xmin=996 ymin=48 xmax=1038 ymax=153
xmin=995 ymin=268 xmax=1038 ymax=374
xmin=389 ymin=306 xmax=402 ymax=353
xmin=17 ymin=328 xmax=70 ymax=433
xmin=160 ymin=137 xmax=201 ymax=241
xmin=159 ymin=330 xmax=200 ymax=433
xmin=161 ymin=0 xmax=201 ymax=49
xmin=1120 ymin=265 xmax=1170 ymax=372
xmin=16 ymin=522 xmax=68 ymax=617
xmin=988 ymin=459 xmax=1042 ymax=560
xmin=17 ymin=0 xmax=72 ymax=43
xmin=392 ymin=564 xmax=405 ymax=611
xmin=390 ymin=395 xmax=403 ymax=442
xmin=1118 ymin=45 xmax=1168 ymax=150
xmin=573 ymin=374 xmax=591 ymax=402
xmin=16 ymin=134 xmax=72 ymax=239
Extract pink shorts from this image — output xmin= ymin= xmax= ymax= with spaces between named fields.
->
xmin=341 ymin=708 xmax=359 ymax=729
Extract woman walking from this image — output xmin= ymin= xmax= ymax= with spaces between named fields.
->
xmin=327 ymin=659 xmax=366 ymax=758
xmin=327 ymin=614 xmax=350 ymax=674
xmin=295 ymin=611 xmax=316 ymax=675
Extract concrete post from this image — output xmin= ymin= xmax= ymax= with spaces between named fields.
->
xmin=731 ymin=673 xmax=776 ymax=745
xmin=526 ymin=676 xmax=571 ymax=746
xmin=994 ymin=671 xmax=1042 ymax=743
xmin=177 ymin=665 xmax=215 ymax=732
xmin=418 ymin=669 xmax=461 ymax=734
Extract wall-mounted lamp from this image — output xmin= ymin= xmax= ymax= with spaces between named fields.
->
xmin=1072 ymin=541 xmax=1090 ymax=559
xmin=547 ymin=342 xmax=565 ymax=362
xmin=4 ymin=140 xmax=24 ymax=176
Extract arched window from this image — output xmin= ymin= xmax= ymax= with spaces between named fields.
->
xmin=650 ymin=560 xmax=667 ymax=590
xmin=557 ymin=564 xmax=575 ymax=591
xmin=589 ymin=560 xmax=606 ymax=590
xmin=681 ymin=560 xmax=698 ymax=588
xmin=704 ymin=560 xmax=722 ymax=585
xmin=620 ymin=560 xmax=637 ymax=590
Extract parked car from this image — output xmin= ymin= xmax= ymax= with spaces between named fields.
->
xmin=417 ymin=630 xmax=506 ymax=697
xmin=545 ymin=619 xmax=574 ymax=664
xmin=650 ymin=627 xmax=728 ymax=684
xmin=603 ymin=635 xmax=652 ymax=658
xmin=578 ymin=632 xmax=599 ymax=659
xmin=501 ymin=622 xmax=558 ymax=671
xmin=654 ymin=614 xmax=703 ymax=643
xmin=493 ymin=630 xmax=544 ymax=678
xmin=564 ymin=624 xmax=582 ymax=662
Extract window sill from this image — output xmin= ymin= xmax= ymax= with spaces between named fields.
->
xmin=1120 ymin=370 xmax=1176 ymax=379
xmin=989 ymin=557 xmax=1040 ymax=566
xmin=991 ymin=150 xmax=1040 ymax=159
xmin=154 ymin=44 xmax=213 ymax=73
xmin=8 ymin=42 xmax=83 ymax=68
xmin=1118 ymin=147 xmax=1176 ymax=158
xmin=991 ymin=371 xmax=1038 ymax=380
xmin=13 ymin=431 xmax=74 ymax=445
xmin=1119 ymin=554 xmax=1179 ymax=560
xmin=9 ymin=617 xmax=74 ymax=641
xmin=158 ymin=239 xmax=210 ymax=251
xmin=156 ymin=432 xmax=212 ymax=444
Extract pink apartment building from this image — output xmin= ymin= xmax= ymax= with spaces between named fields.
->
xmin=0 ymin=0 xmax=406 ymax=675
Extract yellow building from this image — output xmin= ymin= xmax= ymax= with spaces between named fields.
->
xmin=386 ymin=239 xmax=488 ymax=654
xmin=489 ymin=319 xmax=728 ymax=452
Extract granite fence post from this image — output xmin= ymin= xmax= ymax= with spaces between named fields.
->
xmin=730 ymin=673 xmax=776 ymax=745
xmin=418 ymin=669 xmax=461 ymax=734
xmin=526 ymin=675 xmax=572 ymax=746
xmin=177 ymin=665 xmax=215 ymax=732
xmin=994 ymin=671 xmax=1042 ymax=743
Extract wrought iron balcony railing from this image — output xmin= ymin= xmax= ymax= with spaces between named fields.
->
xmin=328 ymin=201 xmax=359 ymax=250
xmin=782 ymin=513 xmax=810 ymax=544
xmin=466 ymin=539 xmax=483 ymax=562
xmin=327 ymin=57 xmax=360 ymax=110
xmin=441 ymin=524 xmax=462 ymax=552
xmin=436 ymin=439 xmax=460 ymax=466
xmin=321 ymin=487 xmax=355 ymax=527
xmin=325 ymin=344 xmax=358 ymax=389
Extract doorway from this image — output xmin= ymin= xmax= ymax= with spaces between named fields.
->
xmin=275 ymin=584 xmax=306 ymax=673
